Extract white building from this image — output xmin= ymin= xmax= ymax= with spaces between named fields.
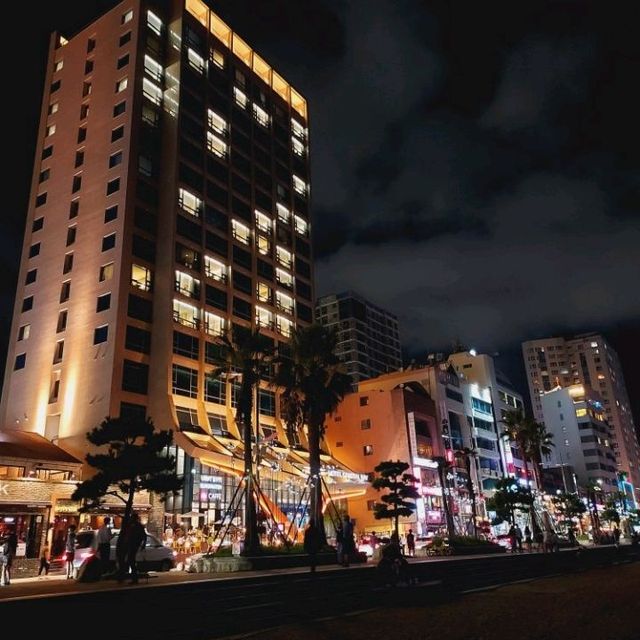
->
xmin=540 ymin=385 xmax=617 ymax=491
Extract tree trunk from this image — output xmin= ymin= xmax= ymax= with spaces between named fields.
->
xmin=308 ymin=420 xmax=326 ymax=545
xmin=438 ymin=463 xmax=455 ymax=540
xmin=465 ymin=456 xmax=478 ymax=538
xmin=241 ymin=388 xmax=259 ymax=556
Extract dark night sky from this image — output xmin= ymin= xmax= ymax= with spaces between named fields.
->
xmin=2 ymin=1 xmax=639 ymax=423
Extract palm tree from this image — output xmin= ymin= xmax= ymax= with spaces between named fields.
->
xmin=521 ymin=419 xmax=554 ymax=488
xmin=501 ymin=409 xmax=531 ymax=486
xmin=454 ymin=447 xmax=478 ymax=538
xmin=208 ymin=326 xmax=273 ymax=556
xmin=274 ymin=324 xmax=352 ymax=543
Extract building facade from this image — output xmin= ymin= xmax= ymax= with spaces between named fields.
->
xmin=523 ymin=333 xmax=640 ymax=498
xmin=540 ymin=385 xmax=618 ymax=492
xmin=1 ymin=1 xmax=365 ymax=529
xmin=316 ymin=291 xmax=402 ymax=384
xmin=324 ymin=364 xmax=500 ymax=537
xmin=448 ymin=351 xmax=532 ymax=488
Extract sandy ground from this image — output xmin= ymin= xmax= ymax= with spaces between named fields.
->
xmin=257 ymin=562 xmax=640 ymax=640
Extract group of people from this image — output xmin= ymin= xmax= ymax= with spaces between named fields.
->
xmin=60 ymin=514 xmax=147 ymax=583
xmin=0 ymin=532 xmax=18 ymax=586
xmin=508 ymin=523 xmax=563 ymax=553
xmin=302 ymin=514 xmax=357 ymax=573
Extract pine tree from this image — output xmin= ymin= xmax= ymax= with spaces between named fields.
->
xmin=371 ymin=460 xmax=419 ymax=537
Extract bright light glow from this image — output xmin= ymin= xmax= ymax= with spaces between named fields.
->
xmin=233 ymin=87 xmax=247 ymax=109
xmin=293 ymin=175 xmax=308 ymax=196
xmin=179 ymin=188 xmax=202 ymax=217
xmin=256 ymin=306 xmax=274 ymax=329
xmin=205 ymin=312 xmax=225 ymax=337
xmin=469 ymin=348 xmax=477 ymax=356
xmin=147 ymin=9 xmax=163 ymax=36
xmin=255 ymin=210 xmax=271 ymax=233
xmin=276 ymin=315 xmax=293 ymax=337
xmin=252 ymin=103 xmax=270 ymax=127
xmin=276 ymin=246 xmax=293 ymax=269
xmin=294 ymin=215 xmax=308 ymax=236
xmin=276 ymin=203 xmax=290 ymax=223
xmin=204 ymin=255 xmax=226 ymax=282
xmin=187 ymin=48 xmax=205 ymax=73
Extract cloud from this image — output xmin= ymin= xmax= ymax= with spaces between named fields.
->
xmin=316 ymin=172 xmax=640 ymax=351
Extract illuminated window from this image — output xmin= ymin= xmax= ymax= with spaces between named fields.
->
xmin=233 ymin=87 xmax=248 ymax=109
xmin=122 ymin=9 xmax=133 ymax=24
xmin=292 ymin=137 xmax=305 ymax=157
xmin=363 ymin=445 xmax=374 ymax=456
xmin=276 ymin=246 xmax=293 ymax=269
xmin=294 ymin=215 xmax=308 ymax=236
xmin=116 ymin=78 xmax=128 ymax=93
xmin=179 ymin=188 xmax=202 ymax=217
xmin=276 ymin=268 xmax=293 ymax=289
xmin=232 ymin=34 xmax=252 ymax=66
xmin=17 ymin=324 xmax=30 ymax=341
xmin=147 ymin=9 xmax=163 ymax=36
xmin=257 ymin=235 xmax=270 ymax=255
xmin=175 ymin=270 xmax=201 ymax=299
xmin=53 ymin=340 xmax=65 ymax=363
xmin=255 ymin=210 xmax=271 ymax=234
xmin=54 ymin=60 xmax=63 ymax=72
xmin=291 ymin=118 xmax=307 ymax=140
xmin=210 ymin=13 xmax=231 ymax=47
xmin=187 ymin=48 xmax=205 ymax=73
xmin=100 ymin=263 xmax=114 ymax=282
xmin=204 ymin=311 xmax=225 ymax=337
xmin=276 ymin=315 xmax=293 ymax=337
xmin=232 ymin=220 xmax=250 ymax=245
xmin=276 ymin=291 xmax=293 ymax=314
xmin=211 ymin=48 xmax=225 ymax=69
xmin=204 ymin=255 xmax=226 ymax=282
xmin=256 ymin=306 xmax=274 ymax=329
xmin=46 ymin=124 xmax=56 ymax=137
xmin=575 ymin=408 xmax=587 ymax=417
xmin=143 ymin=78 xmax=162 ymax=105
xmin=186 ymin=0 xmax=208 ymax=26
xmin=131 ymin=264 xmax=151 ymax=291
xmin=252 ymin=103 xmax=270 ymax=127
xmin=257 ymin=282 xmax=271 ymax=303
xmin=144 ymin=55 xmax=162 ymax=82
xmin=293 ymin=175 xmax=308 ymax=197
xmin=276 ymin=203 xmax=290 ymax=223
xmin=48 ymin=102 xmax=59 ymax=115
xmin=173 ymin=299 xmax=200 ymax=329
xmin=207 ymin=132 xmax=227 ymax=158
xmin=207 ymin=109 xmax=227 ymax=135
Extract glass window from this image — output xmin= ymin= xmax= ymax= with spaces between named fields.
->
xmin=14 ymin=353 xmax=26 ymax=370
xmin=144 ymin=54 xmax=162 ymax=82
xmin=204 ymin=255 xmax=226 ymax=282
xmin=232 ymin=220 xmax=250 ymax=245
xmin=207 ymin=109 xmax=227 ymax=134
xmin=143 ymin=78 xmax=162 ymax=105
xmin=116 ymin=77 xmax=128 ymax=93
xmin=100 ymin=262 xmax=114 ymax=282
xmin=172 ymin=364 xmax=198 ymax=397
xmin=187 ymin=48 xmax=205 ymax=73
xmin=179 ymin=188 xmax=202 ymax=217
xmin=131 ymin=264 xmax=151 ymax=291
xmin=96 ymin=293 xmax=111 ymax=312
xmin=204 ymin=311 xmax=225 ymax=337
xmin=173 ymin=299 xmax=200 ymax=329
xmin=17 ymin=324 xmax=30 ymax=341
xmin=122 ymin=9 xmax=133 ymax=24
xmin=147 ymin=10 xmax=163 ymax=36
xmin=207 ymin=132 xmax=227 ymax=158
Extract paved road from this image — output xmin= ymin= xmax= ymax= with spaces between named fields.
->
xmin=1 ymin=545 xmax=637 ymax=639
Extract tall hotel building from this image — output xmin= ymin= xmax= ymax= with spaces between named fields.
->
xmin=523 ymin=333 xmax=640 ymax=501
xmin=0 ymin=1 xmax=366 ymax=521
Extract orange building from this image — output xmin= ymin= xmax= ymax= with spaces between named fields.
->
xmin=325 ymin=381 xmax=448 ymax=537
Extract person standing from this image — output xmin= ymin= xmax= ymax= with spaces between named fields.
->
xmin=303 ymin=518 xmax=322 ymax=573
xmin=0 ymin=536 xmax=13 ymax=586
xmin=126 ymin=513 xmax=147 ymax=584
xmin=341 ymin=515 xmax=355 ymax=567
xmin=508 ymin=525 xmax=517 ymax=554
xmin=524 ymin=525 xmax=532 ymax=552
xmin=514 ymin=524 xmax=524 ymax=553
xmin=406 ymin=529 xmax=416 ymax=557
xmin=96 ymin=516 xmax=113 ymax=575
xmin=64 ymin=525 xmax=77 ymax=579
xmin=613 ymin=526 xmax=621 ymax=547
xmin=38 ymin=542 xmax=50 ymax=576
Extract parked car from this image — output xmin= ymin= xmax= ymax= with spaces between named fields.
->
xmin=71 ymin=529 xmax=176 ymax=576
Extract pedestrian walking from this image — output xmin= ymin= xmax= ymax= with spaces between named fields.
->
xmin=96 ymin=516 xmax=113 ymax=576
xmin=514 ymin=524 xmax=524 ymax=552
xmin=303 ymin=518 xmax=322 ymax=573
xmin=64 ymin=524 xmax=77 ymax=579
xmin=567 ymin=527 xmax=577 ymax=547
xmin=534 ymin=528 xmax=544 ymax=552
xmin=524 ymin=525 xmax=532 ymax=552
xmin=406 ymin=529 xmax=416 ymax=557
xmin=126 ymin=513 xmax=147 ymax=584
xmin=38 ymin=542 xmax=51 ymax=576
xmin=542 ymin=528 xmax=552 ymax=553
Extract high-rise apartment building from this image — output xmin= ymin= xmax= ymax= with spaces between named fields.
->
xmin=315 ymin=291 xmax=402 ymax=384
xmin=0 ymin=1 xmax=368 ymax=525
xmin=540 ymin=385 xmax=618 ymax=491
xmin=523 ymin=333 xmax=640 ymax=498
